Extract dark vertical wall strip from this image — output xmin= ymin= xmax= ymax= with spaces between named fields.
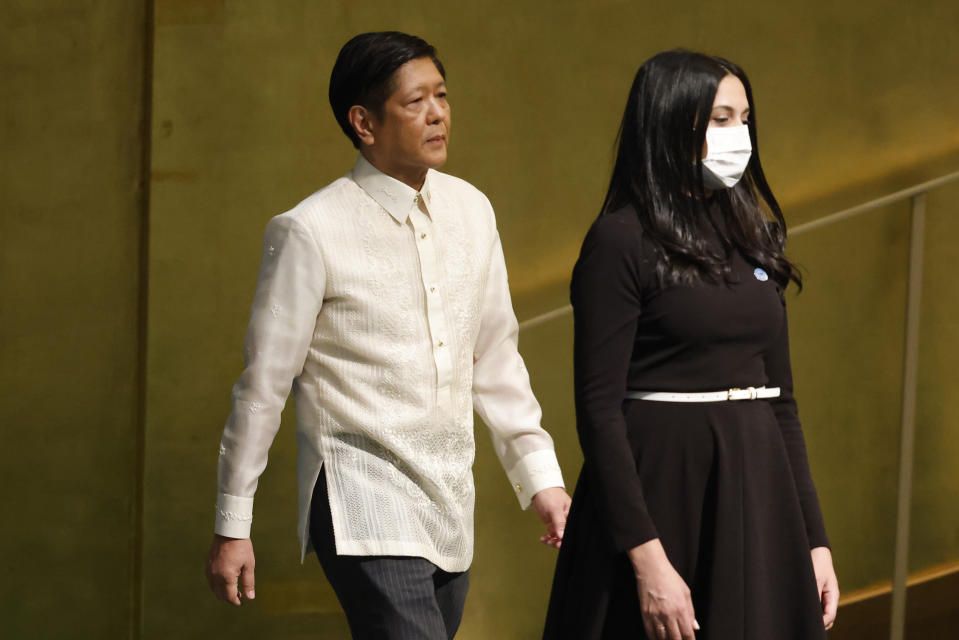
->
xmin=131 ymin=1 xmax=155 ymax=638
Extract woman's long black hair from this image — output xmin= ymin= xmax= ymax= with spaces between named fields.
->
xmin=601 ymin=49 xmax=802 ymax=290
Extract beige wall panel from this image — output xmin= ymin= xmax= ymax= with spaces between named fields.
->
xmin=0 ymin=1 xmax=147 ymax=637
xmin=787 ymin=206 xmax=911 ymax=591
xmin=910 ymin=182 xmax=959 ymax=572
xmin=142 ymin=0 xmax=959 ymax=636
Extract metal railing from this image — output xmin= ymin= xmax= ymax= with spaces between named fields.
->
xmin=517 ymin=169 xmax=959 ymax=640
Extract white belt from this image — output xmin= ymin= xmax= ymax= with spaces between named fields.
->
xmin=625 ymin=386 xmax=781 ymax=403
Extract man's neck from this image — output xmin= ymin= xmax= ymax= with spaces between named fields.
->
xmin=361 ymin=150 xmax=428 ymax=192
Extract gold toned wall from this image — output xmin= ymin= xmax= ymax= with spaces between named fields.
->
xmin=0 ymin=1 xmax=149 ymax=637
xmin=4 ymin=0 xmax=959 ymax=638
xmin=910 ymin=183 xmax=959 ymax=571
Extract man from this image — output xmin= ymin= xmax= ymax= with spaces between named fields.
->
xmin=205 ymin=31 xmax=570 ymax=639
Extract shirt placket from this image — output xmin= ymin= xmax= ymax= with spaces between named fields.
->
xmin=409 ymin=193 xmax=454 ymax=416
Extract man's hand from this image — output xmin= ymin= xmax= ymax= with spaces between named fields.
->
xmin=530 ymin=487 xmax=571 ymax=548
xmin=206 ymin=534 xmax=256 ymax=606
xmin=811 ymin=546 xmax=839 ymax=629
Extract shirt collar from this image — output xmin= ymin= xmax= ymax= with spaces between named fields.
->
xmin=350 ymin=154 xmax=434 ymax=223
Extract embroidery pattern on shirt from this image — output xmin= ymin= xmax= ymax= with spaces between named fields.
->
xmin=433 ymin=192 xmax=489 ymax=417
xmin=215 ymin=505 xmax=252 ymax=522
xmin=378 ymin=186 xmax=398 ymax=203
xmin=306 ymin=193 xmax=480 ymax=557
xmin=217 ymin=168 xmax=559 ymax=572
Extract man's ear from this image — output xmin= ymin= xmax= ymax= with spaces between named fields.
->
xmin=348 ymin=105 xmax=375 ymax=146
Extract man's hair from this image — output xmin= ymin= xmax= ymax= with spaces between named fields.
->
xmin=329 ymin=31 xmax=445 ymax=149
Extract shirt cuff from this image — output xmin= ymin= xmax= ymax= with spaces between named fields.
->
xmin=214 ymin=493 xmax=254 ymax=539
xmin=506 ymin=448 xmax=565 ymax=510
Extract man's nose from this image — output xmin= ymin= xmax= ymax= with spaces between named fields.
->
xmin=426 ymin=98 xmax=445 ymax=123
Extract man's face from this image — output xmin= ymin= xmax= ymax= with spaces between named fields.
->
xmin=368 ymin=57 xmax=451 ymax=178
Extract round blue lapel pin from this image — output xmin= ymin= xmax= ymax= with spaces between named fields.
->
xmin=754 ymin=267 xmax=769 ymax=282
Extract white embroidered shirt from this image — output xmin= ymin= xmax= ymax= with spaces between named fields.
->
xmin=215 ymin=154 xmax=564 ymax=572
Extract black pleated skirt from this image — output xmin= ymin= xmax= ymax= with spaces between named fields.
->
xmin=543 ymin=399 xmax=827 ymax=640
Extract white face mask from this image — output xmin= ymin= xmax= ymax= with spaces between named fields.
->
xmin=702 ymin=124 xmax=752 ymax=189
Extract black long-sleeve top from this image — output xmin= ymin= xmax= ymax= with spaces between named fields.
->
xmin=570 ymin=205 xmax=829 ymax=553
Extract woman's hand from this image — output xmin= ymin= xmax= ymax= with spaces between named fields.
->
xmin=628 ymin=538 xmax=700 ymax=639
xmin=811 ymin=546 xmax=839 ymax=629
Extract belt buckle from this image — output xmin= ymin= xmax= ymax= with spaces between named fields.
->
xmin=728 ymin=387 xmax=757 ymax=401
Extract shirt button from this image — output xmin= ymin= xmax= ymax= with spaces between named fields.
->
xmin=438 ymin=340 xmax=445 ymax=347
xmin=514 ymin=483 xmax=523 ymax=493
xmin=430 ymin=286 xmax=436 ymax=293
xmin=420 ymin=232 xmax=427 ymax=239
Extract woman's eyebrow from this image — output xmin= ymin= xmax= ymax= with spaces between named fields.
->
xmin=711 ymin=104 xmax=750 ymax=114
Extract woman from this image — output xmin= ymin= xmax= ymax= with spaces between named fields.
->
xmin=543 ymin=50 xmax=839 ymax=640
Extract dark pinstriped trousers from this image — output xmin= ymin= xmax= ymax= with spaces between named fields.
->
xmin=310 ymin=470 xmax=470 ymax=639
